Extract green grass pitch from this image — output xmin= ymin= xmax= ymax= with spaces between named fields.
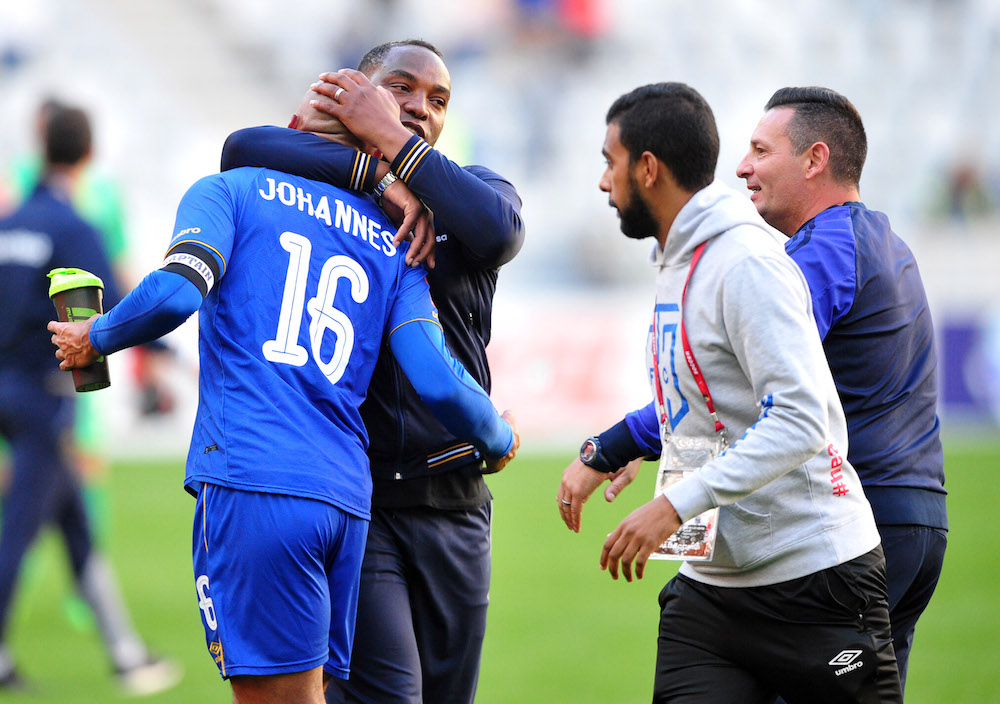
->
xmin=4 ymin=441 xmax=997 ymax=702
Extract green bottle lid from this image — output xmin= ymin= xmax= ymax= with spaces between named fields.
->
xmin=47 ymin=268 xmax=105 ymax=298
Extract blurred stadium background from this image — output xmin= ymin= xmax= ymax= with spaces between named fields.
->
xmin=1 ymin=0 xmax=998 ymax=701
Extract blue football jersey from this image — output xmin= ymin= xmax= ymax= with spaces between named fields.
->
xmin=170 ymin=167 xmax=437 ymax=519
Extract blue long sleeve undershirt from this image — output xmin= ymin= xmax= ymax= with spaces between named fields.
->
xmin=624 ymin=403 xmax=662 ymax=454
xmin=590 ymin=402 xmax=662 ymax=471
xmin=89 ymin=270 xmax=201 ymax=355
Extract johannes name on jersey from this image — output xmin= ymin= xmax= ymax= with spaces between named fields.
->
xmin=259 ymin=177 xmax=398 ymax=257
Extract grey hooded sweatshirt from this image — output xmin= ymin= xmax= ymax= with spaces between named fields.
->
xmin=652 ymin=180 xmax=880 ymax=588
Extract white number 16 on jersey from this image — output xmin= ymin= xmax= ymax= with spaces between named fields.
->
xmin=262 ymin=231 xmax=369 ymax=385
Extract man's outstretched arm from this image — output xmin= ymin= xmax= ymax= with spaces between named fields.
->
xmin=50 ymin=269 xmax=204 ymax=368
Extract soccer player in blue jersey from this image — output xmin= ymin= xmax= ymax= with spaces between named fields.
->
xmin=221 ymin=39 xmax=525 ymax=704
xmin=48 ymin=90 xmax=518 ymax=704
xmin=736 ymin=86 xmax=947 ymax=692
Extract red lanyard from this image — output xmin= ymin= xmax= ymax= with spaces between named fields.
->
xmin=651 ymin=242 xmax=726 ymax=435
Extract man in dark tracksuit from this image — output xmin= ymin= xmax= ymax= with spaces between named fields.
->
xmin=0 ymin=106 xmax=178 ymax=694
xmin=738 ymin=86 xmax=947 ymax=693
xmin=222 ymin=40 xmax=524 ymax=704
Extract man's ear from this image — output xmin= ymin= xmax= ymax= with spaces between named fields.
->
xmin=804 ymin=141 xmax=830 ymax=180
xmin=637 ymin=151 xmax=659 ymax=189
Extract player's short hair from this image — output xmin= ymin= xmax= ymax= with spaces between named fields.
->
xmin=765 ymin=86 xmax=867 ymax=187
xmin=606 ymin=82 xmax=718 ymax=192
xmin=44 ymin=106 xmax=91 ymax=166
xmin=357 ymin=39 xmax=444 ymax=76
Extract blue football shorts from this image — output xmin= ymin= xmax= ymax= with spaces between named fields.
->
xmin=191 ymin=483 xmax=368 ymax=679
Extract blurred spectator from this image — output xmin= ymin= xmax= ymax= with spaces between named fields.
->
xmin=932 ymin=160 xmax=997 ymax=223
xmin=1 ymin=96 xmax=176 ymax=631
xmin=0 ymin=104 xmax=180 ymax=694
xmin=6 ymin=99 xmax=128 ymax=263
xmin=509 ymin=0 xmax=610 ymax=171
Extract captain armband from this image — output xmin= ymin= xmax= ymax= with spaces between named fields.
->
xmin=160 ymin=242 xmax=221 ymax=297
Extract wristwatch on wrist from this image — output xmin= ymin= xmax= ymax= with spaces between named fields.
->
xmin=372 ymin=171 xmax=398 ymax=204
xmin=579 ymin=436 xmax=614 ymax=473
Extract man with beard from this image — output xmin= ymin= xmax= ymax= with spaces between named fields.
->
xmin=556 ymin=82 xmax=902 ymax=703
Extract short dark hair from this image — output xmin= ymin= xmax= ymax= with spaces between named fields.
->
xmin=605 ymin=82 xmax=719 ymax=192
xmin=357 ymin=39 xmax=444 ymax=76
xmin=765 ymin=86 xmax=867 ymax=187
xmin=44 ymin=106 xmax=91 ymax=166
